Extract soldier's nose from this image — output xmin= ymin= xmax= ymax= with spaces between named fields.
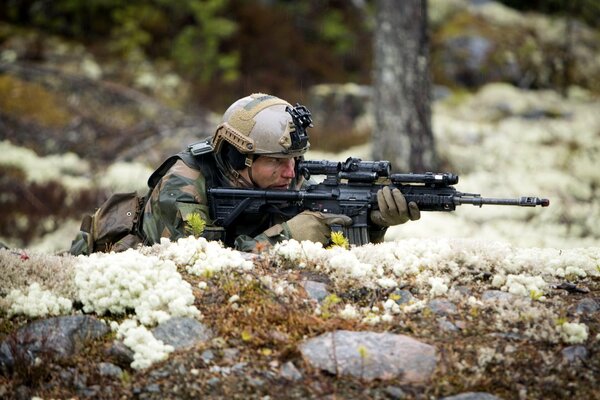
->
xmin=281 ymin=159 xmax=295 ymax=178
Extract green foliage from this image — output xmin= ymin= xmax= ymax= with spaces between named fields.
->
xmin=0 ymin=0 xmax=374 ymax=110
xmin=529 ymin=289 xmax=544 ymax=301
xmin=185 ymin=212 xmax=207 ymax=238
xmin=109 ymin=4 xmax=155 ymax=56
xmin=328 ymin=231 xmax=350 ymax=250
xmin=171 ymin=0 xmax=238 ymax=83
xmin=319 ymin=9 xmax=355 ymax=55
xmin=320 ymin=293 xmax=342 ymax=319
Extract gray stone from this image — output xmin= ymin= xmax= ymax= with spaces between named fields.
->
xmin=575 ymin=298 xmax=599 ymax=315
xmin=438 ymin=318 xmax=460 ymax=332
xmin=222 ymin=348 xmax=240 ymax=364
xmin=384 ymin=385 xmax=407 ymax=399
xmin=280 ymin=361 xmax=303 ymax=381
xmin=98 ymin=362 xmax=123 ymax=378
xmin=201 ymin=349 xmax=215 ymax=363
xmin=144 ymin=383 xmax=161 ymax=393
xmin=301 ymin=280 xmax=329 ymax=302
xmin=428 ymin=299 xmax=457 ymax=316
xmin=207 ymin=377 xmax=221 ymax=386
xmin=561 ymin=345 xmax=588 ymax=363
xmin=440 ymin=393 xmax=502 ymax=400
xmin=106 ymin=341 xmax=134 ymax=367
xmin=299 ymin=330 xmax=436 ymax=383
xmin=488 ymin=332 xmax=523 ymax=341
xmin=481 ymin=290 xmax=515 ymax=303
xmin=0 ymin=315 xmax=109 ymax=374
xmin=441 ymin=34 xmax=495 ymax=86
xmin=79 ymin=385 xmax=101 ymax=398
xmin=452 ymin=285 xmax=472 ymax=297
xmin=392 ymin=290 xmax=415 ymax=305
xmin=232 ymin=362 xmax=247 ymax=372
xmin=151 ymin=317 xmax=212 ymax=350
xmin=248 ymin=377 xmax=265 ymax=388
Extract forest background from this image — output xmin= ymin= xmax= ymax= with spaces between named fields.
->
xmin=1 ymin=0 xmax=599 ymax=251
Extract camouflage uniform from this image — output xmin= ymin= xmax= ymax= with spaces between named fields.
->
xmin=70 ymin=93 xmax=392 ymax=256
xmin=141 ymin=152 xmax=389 ymax=252
xmin=142 ymin=157 xmax=298 ymax=252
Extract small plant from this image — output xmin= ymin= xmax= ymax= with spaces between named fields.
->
xmin=185 ymin=212 xmax=206 ymax=237
xmin=529 ymin=289 xmax=544 ymax=301
xmin=329 ymin=231 xmax=349 ymax=249
xmin=358 ymin=344 xmax=369 ymax=382
xmin=555 ymin=317 xmax=568 ymax=326
xmin=320 ymin=294 xmax=342 ymax=319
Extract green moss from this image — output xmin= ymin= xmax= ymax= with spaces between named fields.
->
xmin=0 ymin=75 xmax=71 ymax=128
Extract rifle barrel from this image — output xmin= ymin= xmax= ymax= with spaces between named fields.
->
xmin=456 ymin=196 xmax=550 ymax=207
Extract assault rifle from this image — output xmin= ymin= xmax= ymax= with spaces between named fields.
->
xmin=208 ymin=157 xmax=549 ymax=246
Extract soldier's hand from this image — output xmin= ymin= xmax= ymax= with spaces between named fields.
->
xmin=370 ymin=186 xmax=420 ymax=227
xmin=284 ymin=211 xmax=353 ymax=244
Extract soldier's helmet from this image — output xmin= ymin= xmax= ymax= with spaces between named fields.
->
xmin=213 ymin=93 xmax=311 ymax=171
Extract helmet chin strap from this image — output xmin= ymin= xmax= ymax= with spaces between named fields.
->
xmin=247 ymin=166 xmax=259 ymax=187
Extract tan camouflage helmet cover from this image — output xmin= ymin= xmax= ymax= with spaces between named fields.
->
xmin=212 ymin=93 xmax=310 ymax=164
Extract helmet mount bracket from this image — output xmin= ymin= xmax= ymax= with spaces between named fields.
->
xmin=285 ymin=104 xmax=312 ymax=152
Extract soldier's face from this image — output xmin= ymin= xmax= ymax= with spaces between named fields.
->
xmin=244 ymin=156 xmax=296 ymax=189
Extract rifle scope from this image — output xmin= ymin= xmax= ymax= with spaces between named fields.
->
xmin=298 ymin=157 xmax=391 ymax=178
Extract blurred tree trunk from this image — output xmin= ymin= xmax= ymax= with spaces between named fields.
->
xmin=372 ymin=0 xmax=437 ymax=173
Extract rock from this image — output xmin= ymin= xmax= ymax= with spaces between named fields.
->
xmin=144 ymin=383 xmax=161 ymax=393
xmin=481 ymin=290 xmax=515 ymax=303
xmin=201 ymin=349 xmax=215 ymax=363
xmin=207 ymin=377 xmax=221 ymax=386
xmin=384 ymin=385 xmax=407 ymax=399
xmin=232 ymin=362 xmax=247 ymax=373
xmin=452 ymin=285 xmax=472 ymax=297
xmin=561 ymin=345 xmax=589 ymax=363
xmin=300 ymin=280 xmax=329 ymax=303
xmin=0 ymin=315 xmax=109 ymax=374
xmin=488 ymin=332 xmax=524 ymax=341
xmin=393 ymin=290 xmax=415 ymax=305
xmin=280 ymin=361 xmax=303 ymax=381
xmin=442 ymin=34 xmax=495 ymax=87
xmin=79 ymin=385 xmax=101 ymax=398
xmin=299 ymin=330 xmax=436 ymax=383
xmin=106 ymin=341 xmax=135 ymax=368
xmin=438 ymin=318 xmax=460 ymax=332
xmin=151 ymin=317 xmax=213 ymax=350
xmin=575 ymin=298 xmax=599 ymax=315
xmin=98 ymin=362 xmax=123 ymax=378
xmin=440 ymin=393 xmax=502 ymax=400
xmin=222 ymin=348 xmax=240 ymax=364
xmin=428 ymin=299 xmax=458 ymax=316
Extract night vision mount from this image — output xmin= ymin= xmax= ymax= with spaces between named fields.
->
xmin=286 ymin=103 xmax=312 ymax=151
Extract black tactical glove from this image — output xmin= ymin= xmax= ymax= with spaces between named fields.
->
xmin=284 ymin=211 xmax=353 ymax=244
xmin=370 ymin=186 xmax=420 ymax=227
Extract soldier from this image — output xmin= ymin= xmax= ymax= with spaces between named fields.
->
xmin=143 ymin=92 xmax=420 ymax=251
xmin=70 ymin=93 xmax=419 ymax=255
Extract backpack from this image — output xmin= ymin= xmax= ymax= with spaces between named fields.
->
xmin=69 ymin=192 xmax=146 ymax=255
xmin=69 ymin=139 xmax=217 ymax=256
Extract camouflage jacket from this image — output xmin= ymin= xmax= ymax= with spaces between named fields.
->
xmin=142 ymin=153 xmax=387 ymax=250
xmin=142 ymin=156 xmax=296 ymax=252
xmin=70 ymin=144 xmax=387 ymax=256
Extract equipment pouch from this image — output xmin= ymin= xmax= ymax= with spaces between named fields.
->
xmin=69 ymin=192 xmax=145 ymax=255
